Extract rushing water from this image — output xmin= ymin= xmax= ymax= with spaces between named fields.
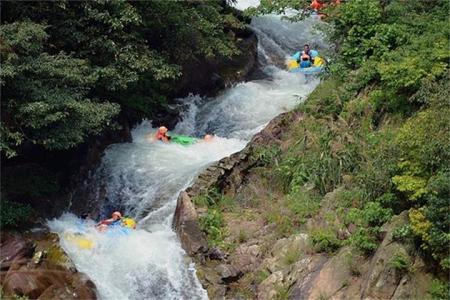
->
xmin=48 ymin=6 xmax=328 ymax=300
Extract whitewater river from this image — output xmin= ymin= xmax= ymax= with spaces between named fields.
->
xmin=48 ymin=4 xmax=328 ymax=299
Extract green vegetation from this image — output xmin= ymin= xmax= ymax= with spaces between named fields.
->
xmin=0 ymin=199 xmax=33 ymax=227
xmin=283 ymin=246 xmax=302 ymax=265
xmin=275 ymin=284 xmax=291 ymax=300
xmin=250 ymin=145 xmax=281 ymax=166
xmin=197 ymin=188 xmax=236 ymax=247
xmin=199 ymin=208 xmax=225 ymax=247
xmin=344 ymin=251 xmax=361 ymax=276
xmin=0 ymin=288 xmax=30 ymax=300
xmin=0 ymin=1 xmax=247 ymax=228
xmin=428 ymin=279 xmax=450 ymax=300
xmin=389 ymin=252 xmax=411 ymax=274
xmin=250 ymin=0 xmax=449 ymax=272
xmin=310 ymin=228 xmax=341 ymax=254
xmin=255 ymin=270 xmax=270 ymax=284
xmin=0 ymin=1 xmax=244 ymax=157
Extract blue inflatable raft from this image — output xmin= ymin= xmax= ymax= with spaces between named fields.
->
xmin=287 ymin=50 xmax=325 ymax=75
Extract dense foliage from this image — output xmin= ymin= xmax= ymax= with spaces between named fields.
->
xmin=0 ymin=0 xmax=242 ymax=158
xmin=0 ymin=0 xmax=245 ymax=227
xmin=252 ymin=0 xmax=449 ymax=275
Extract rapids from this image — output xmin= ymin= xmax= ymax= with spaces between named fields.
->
xmin=48 ymin=5 xmax=328 ymax=299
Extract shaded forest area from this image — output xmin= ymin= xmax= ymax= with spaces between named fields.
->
xmin=1 ymin=0 xmax=253 ymax=226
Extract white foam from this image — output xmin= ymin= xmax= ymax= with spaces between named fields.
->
xmin=49 ymin=12 xmax=329 ymax=300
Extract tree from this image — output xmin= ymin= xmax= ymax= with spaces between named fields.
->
xmin=0 ymin=0 xmax=244 ymax=157
xmin=0 ymin=21 xmax=120 ymax=154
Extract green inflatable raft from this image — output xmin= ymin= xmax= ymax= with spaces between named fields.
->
xmin=169 ymin=134 xmax=198 ymax=146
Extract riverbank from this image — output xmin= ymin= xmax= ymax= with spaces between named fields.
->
xmin=174 ymin=77 xmax=448 ymax=299
xmin=174 ymin=82 xmax=446 ymax=299
xmin=172 ymin=1 xmax=450 ymax=297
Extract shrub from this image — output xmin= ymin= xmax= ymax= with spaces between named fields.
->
xmin=287 ymin=191 xmax=321 ymax=224
xmin=424 ymin=172 xmax=450 ymax=270
xmin=192 ymin=194 xmax=212 ymax=207
xmin=348 ymin=228 xmax=379 ymax=254
xmin=283 ymin=247 xmax=302 ymax=266
xmin=392 ymin=224 xmax=413 ymax=242
xmin=389 ymin=252 xmax=411 ymax=274
xmin=255 ymin=270 xmax=270 ymax=284
xmin=0 ymin=200 xmax=33 ymax=227
xmin=192 ymin=188 xmax=235 ymax=211
xmin=392 ymin=175 xmax=428 ymax=201
xmin=199 ymin=208 xmax=225 ymax=247
xmin=335 ymin=188 xmax=364 ymax=208
xmin=428 ymin=279 xmax=449 ymax=300
xmin=363 ymin=202 xmax=393 ymax=227
xmin=275 ymin=284 xmax=291 ymax=300
xmin=250 ymin=145 xmax=280 ymax=166
xmin=310 ymin=229 xmax=341 ymax=253
xmin=344 ymin=252 xmax=361 ymax=276
xmin=299 ymin=78 xmax=343 ymax=118
xmin=276 ymin=116 xmax=362 ymax=196
xmin=344 ymin=202 xmax=393 ymax=230
xmin=409 ymin=208 xmax=432 ymax=244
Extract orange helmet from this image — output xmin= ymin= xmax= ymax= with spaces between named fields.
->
xmin=112 ymin=211 xmax=122 ymax=218
xmin=158 ymin=126 xmax=168 ymax=133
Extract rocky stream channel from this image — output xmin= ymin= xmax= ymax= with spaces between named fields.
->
xmin=1 ymin=2 xmax=437 ymax=300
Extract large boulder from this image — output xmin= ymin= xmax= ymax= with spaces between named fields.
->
xmin=173 ymin=191 xmax=208 ymax=256
xmin=2 ymin=269 xmax=96 ymax=300
xmin=0 ymin=232 xmax=97 ymax=300
xmin=360 ymin=212 xmax=412 ymax=299
xmin=291 ymin=247 xmax=362 ymax=300
xmin=0 ymin=233 xmax=35 ymax=271
xmin=257 ymin=271 xmax=284 ymax=300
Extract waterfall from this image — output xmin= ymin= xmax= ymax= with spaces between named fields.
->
xmin=48 ymin=6 xmax=328 ymax=299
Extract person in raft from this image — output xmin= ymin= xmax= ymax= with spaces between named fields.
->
xmin=96 ymin=211 xmax=122 ymax=232
xmin=154 ymin=126 xmax=171 ymax=142
xmin=151 ymin=126 xmax=215 ymax=143
xmin=302 ymin=44 xmax=314 ymax=64
xmin=300 ymin=54 xmax=312 ymax=68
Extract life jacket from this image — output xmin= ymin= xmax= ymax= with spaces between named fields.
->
xmin=155 ymin=131 xmax=169 ymax=141
xmin=311 ymin=0 xmax=323 ymax=10
xmin=300 ymin=60 xmax=312 ymax=68
xmin=109 ymin=220 xmax=122 ymax=227
xmin=99 ymin=218 xmax=121 ymax=226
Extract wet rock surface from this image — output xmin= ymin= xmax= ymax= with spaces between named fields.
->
xmin=173 ymin=191 xmax=208 ymax=256
xmin=1 ymin=232 xmax=97 ymax=300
